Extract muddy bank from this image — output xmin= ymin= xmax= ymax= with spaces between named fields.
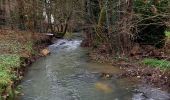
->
xmin=89 ymin=50 xmax=170 ymax=93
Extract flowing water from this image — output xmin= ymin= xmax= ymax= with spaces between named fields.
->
xmin=19 ymin=34 xmax=170 ymax=100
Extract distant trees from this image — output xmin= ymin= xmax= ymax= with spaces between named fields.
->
xmin=83 ymin=0 xmax=170 ymax=56
xmin=83 ymin=0 xmax=134 ymax=55
xmin=0 ymin=0 xmax=170 ymax=54
xmin=0 ymin=0 xmax=84 ymax=33
xmin=0 ymin=0 xmax=18 ymax=29
xmin=133 ymin=0 xmax=169 ymax=48
xmin=0 ymin=0 xmax=44 ymax=31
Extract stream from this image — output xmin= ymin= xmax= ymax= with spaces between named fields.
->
xmin=19 ymin=34 xmax=170 ymax=100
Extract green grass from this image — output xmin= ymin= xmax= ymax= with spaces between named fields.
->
xmin=142 ymin=58 xmax=170 ymax=69
xmin=0 ymin=71 xmax=11 ymax=88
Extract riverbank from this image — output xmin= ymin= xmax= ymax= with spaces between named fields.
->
xmin=89 ymin=48 xmax=170 ymax=92
xmin=82 ymin=30 xmax=170 ymax=92
xmin=0 ymin=29 xmax=52 ymax=99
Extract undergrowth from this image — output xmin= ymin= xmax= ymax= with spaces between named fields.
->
xmin=0 ymin=29 xmax=48 ymax=99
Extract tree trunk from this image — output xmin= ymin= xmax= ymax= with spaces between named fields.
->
xmin=17 ymin=0 xmax=25 ymax=30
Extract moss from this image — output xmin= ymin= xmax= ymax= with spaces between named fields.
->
xmin=98 ymin=7 xmax=106 ymax=26
xmin=142 ymin=58 xmax=170 ymax=69
xmin=95 ymin=6 xmax=107 ymax=43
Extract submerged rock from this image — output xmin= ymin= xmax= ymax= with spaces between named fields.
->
xmin=100 ymin=73 xmax=113 ymax=79
xmin=95 ymin=82 xmax=112 ymax=93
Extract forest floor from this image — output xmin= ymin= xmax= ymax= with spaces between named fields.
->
xmin=0 ymin=29 xmax=51 ymax=99
xmin=88 ymin=32 xmax=170 ymax=93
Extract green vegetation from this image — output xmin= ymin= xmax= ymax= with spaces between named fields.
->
xmin=0 ymin=54 xmax=20 ymax=98
xmin=165 ymin=31 xmax=170 ymax=37
xmin=142 ymin=58 xmax=170 ymax=69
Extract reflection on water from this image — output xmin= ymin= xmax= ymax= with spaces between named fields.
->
xmin=19 ymin=38 xmax=170 ymax=100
